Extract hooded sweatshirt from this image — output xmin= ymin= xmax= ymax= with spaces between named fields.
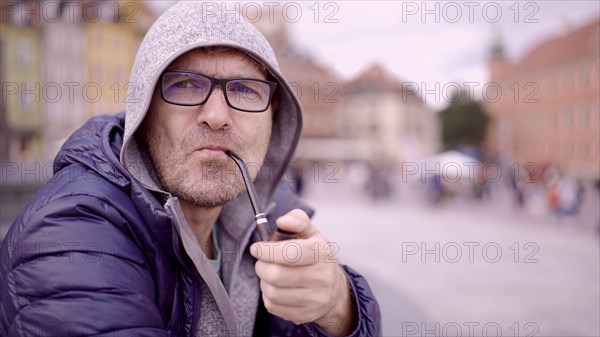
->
xmin=120 ymin=2 xmax=304 ymax=334
xmin=0 ymin=2 xmax=381 ymax=336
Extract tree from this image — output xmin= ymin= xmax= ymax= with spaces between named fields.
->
xmin=437 ymin=89 xmax=490 ymax=151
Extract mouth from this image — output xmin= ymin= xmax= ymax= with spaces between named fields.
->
xmin=192 ymin=145 xmax=229 ymax=159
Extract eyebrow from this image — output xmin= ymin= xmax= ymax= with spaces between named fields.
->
xmin=168 ymin=53 xmax=267 ymax=79
xmin=164 ymin=68 xmax=267 ymax=80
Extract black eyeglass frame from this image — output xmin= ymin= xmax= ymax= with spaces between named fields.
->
xmin=159 ymin=70 xmax=278 ymax=113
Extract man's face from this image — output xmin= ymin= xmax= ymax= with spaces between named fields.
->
xmin=140 ymin=49 xmax=273 ymax=207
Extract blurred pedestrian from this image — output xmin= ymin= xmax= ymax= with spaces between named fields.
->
xmin=555 ymin=173 xmax=583 ymax=223
xmin=509 ymin=168 xmax=525 ymax=208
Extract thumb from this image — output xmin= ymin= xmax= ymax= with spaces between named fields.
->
xmin=275 ymin=209 xmax=317 ymax=239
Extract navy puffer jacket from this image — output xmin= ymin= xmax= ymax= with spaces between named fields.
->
xmin=0 ymin=114 xmax=381 ymax=336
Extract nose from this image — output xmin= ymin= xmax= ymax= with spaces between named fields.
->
xmin=195 ymin=86 xmax=233 ymax=130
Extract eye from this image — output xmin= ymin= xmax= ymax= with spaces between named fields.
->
xmin=171 ymin=79 xmax=208 ymax=90
xmin=229 ymin=82 xmax=258 ymax=95
xmin=163 ymin=73 xmax=210 ymax=92
xmin=172 ymin=80 xmax=193 ymax=89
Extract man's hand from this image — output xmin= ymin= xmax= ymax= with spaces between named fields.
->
xmin=250 ymin=209 xmax=357 ymax=336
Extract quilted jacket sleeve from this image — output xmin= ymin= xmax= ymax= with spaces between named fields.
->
xmin=304 ymin=265 xmax=382 ymax=337
xmin=0 ymin=189 xmax=168 ymax=336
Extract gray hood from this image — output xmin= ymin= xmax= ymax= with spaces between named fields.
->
xmin=121 ymin=1 xmax=303 ymax=206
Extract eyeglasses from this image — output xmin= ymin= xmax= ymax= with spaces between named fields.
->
xmin=159 ymin=70 xmax=277 ymax=113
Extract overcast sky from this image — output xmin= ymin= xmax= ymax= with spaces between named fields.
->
xmin=145 ymin=1 xmax=600 ymax=108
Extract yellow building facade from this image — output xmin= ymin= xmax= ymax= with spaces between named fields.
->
xmin=1 ymin=0 xmax=155 ymax=163
xmin=1 ymin=23 xmax=43 ymax=163
xmin=84 ymin=0 xmax=154 ymax=119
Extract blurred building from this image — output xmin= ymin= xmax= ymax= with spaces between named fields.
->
xmin=253 ymin=11 xmax=438 ymax=166
xmin=1 ymin=13 xmax=43 ymax=163
xmin=84 ymin=0 xmax=154 ymax=119
xmin=486 ymin=19 xmax=600 ymax=180
xmin=253 ymin=12 xmax=341 ymax=163
xmin=1 ymin=0 xmax=155 ymax=163
xmin=41 ymin=1 xmax=86 ymax=162
xmin=337 ymin=64 xmax=439 ymax=165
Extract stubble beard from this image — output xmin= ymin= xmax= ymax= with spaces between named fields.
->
xmin=159 ymin=156 xmax=243 ymax=208
xmin=142 ymin=126 xmax=248 ymax=208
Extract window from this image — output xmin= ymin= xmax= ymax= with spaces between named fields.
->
xmin=17 ymin=38 xmax=32 ymax=68
xmin=546 ymin=108 xmax=556 ymax=129
xmin=578 ymin=142 xmax=588 ymax=157
xmin=578 ymin=104 xmax=588 ymax=128
xmin=113 ymin=35 xmax=122 ymax=48
xmin=544 ymin=72 xmax=554 ymax=91
xmin=578 ymin=63 xmax=589 ymax=87
xmin=94 ymin=31 xmax=103 ymax=46
xmin=528 ymin=142 xmax=536 ymax=156
xmin=94 ymin=64 xmax=104 ymax=82
xmin=563 ymin=105 xmax=573 ymax=129
xmin=589 ymin=62 xmax=600 ymax=89
xmin=564 ymin=143 xmax=574 ymax=159
xmin=562 ymin=65 xmax=574 ymax=92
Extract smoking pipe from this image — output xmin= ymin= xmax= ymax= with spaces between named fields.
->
xmin=225 ymin=151 xmax=296 ymax=242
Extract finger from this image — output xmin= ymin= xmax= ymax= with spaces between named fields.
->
xmin=275 ymin=209 xmax=318 ymax=239
xmin=250 ymin=237 xmax=333 ymax=266
xmin=255 ymin=259 xmax=339 ymax=290
xmin=262 ymin=294 xmax=324 ymax=325
xmin=254 ymin=260 xmax=292 ymax=287
xmin=259 ymin=280 xmax=308 ymax=307
xmin=255 ymin=260 xmax=312 ymax=287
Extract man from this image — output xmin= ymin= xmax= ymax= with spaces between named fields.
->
xmin=0 ymin=2 xmax=381 ymax=336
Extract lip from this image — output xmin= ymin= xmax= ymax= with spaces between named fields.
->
xmin=195 ymin=146 xmax=230 ymax=159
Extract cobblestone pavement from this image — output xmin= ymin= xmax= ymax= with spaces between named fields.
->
xmin=303 ymin=180 xmax=600 ymax=337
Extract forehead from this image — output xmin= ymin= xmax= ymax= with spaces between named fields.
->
xmin=167 ymin=48 xmax=267 ymax=79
